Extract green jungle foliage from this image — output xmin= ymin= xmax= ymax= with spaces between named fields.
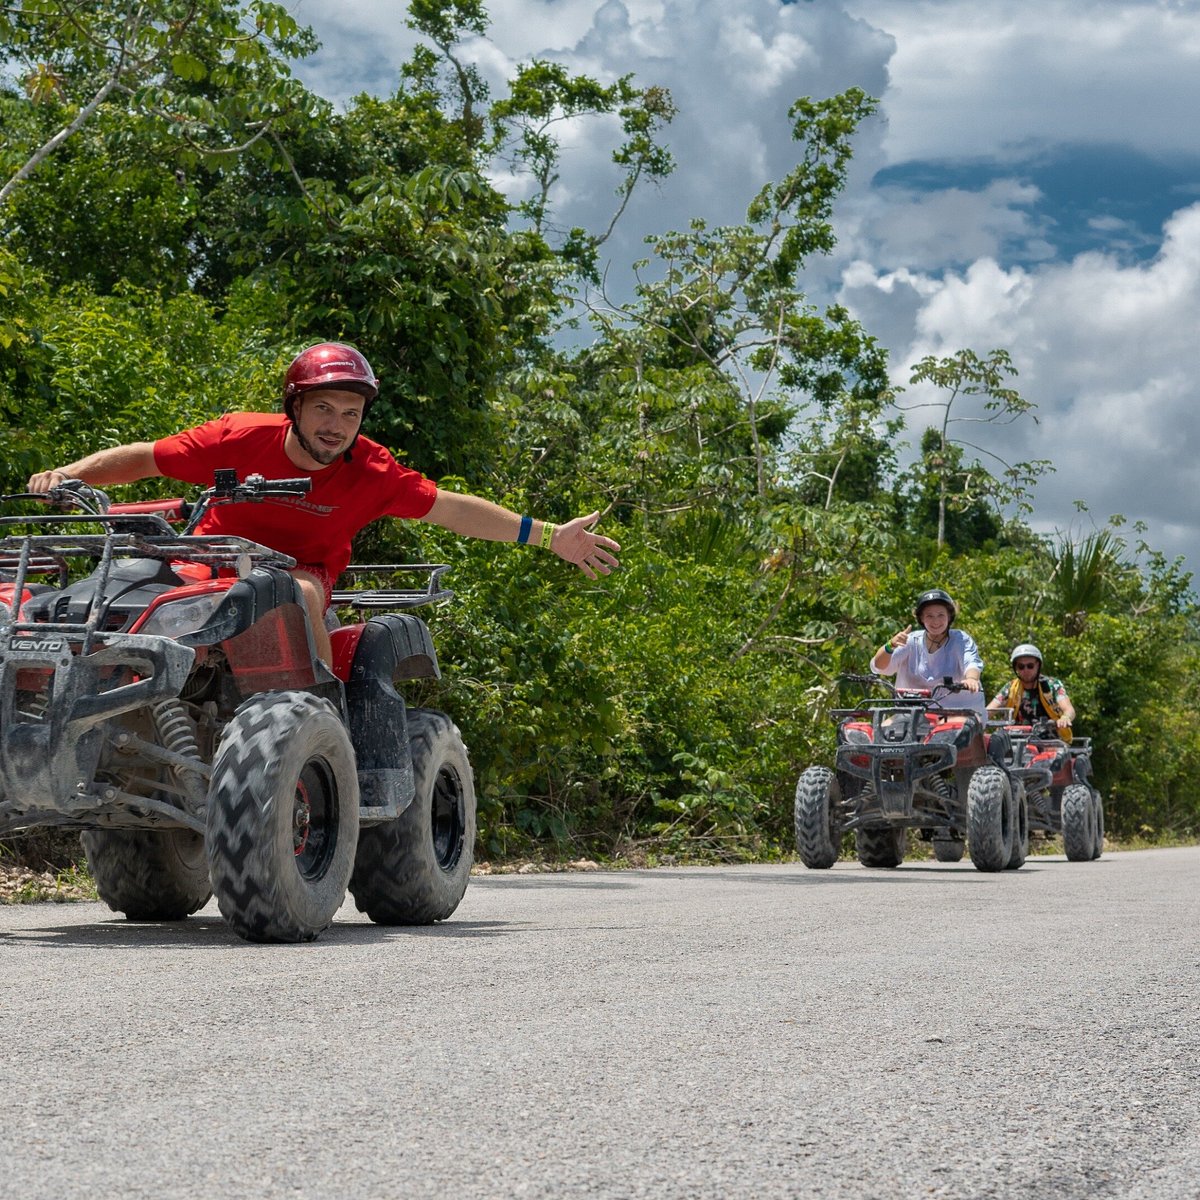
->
xmin=1 ymin=0 xmax=1196 ymax=861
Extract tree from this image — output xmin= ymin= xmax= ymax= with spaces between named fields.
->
xmin=1048 ymin=527 xmax=1123 ymax=636
xmin=590 ymin=88 xmax=887 ymax=502
xmin=491 ymin=61 xmax=676 ymax=275
xmin=903 ymin=348 xmax=1050 ymax=549
xmin=0 ymin=1 xmax=319 ymax=209
xmin=0 ymin=272 xmax=288 ymax=495
xmin=904 ymin=427 xmax=1002 ymax=551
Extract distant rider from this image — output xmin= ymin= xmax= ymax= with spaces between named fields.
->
xmin=986 ymin=643 xmax=1076 ymax=742
xmin=871 ymin=588 xmax=986 ymax=716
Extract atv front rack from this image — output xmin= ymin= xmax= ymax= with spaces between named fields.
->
xmin=0 ymin=513 xmax=297 ymax=577
xmin=0 ymin=517 xmax=297 ymax=655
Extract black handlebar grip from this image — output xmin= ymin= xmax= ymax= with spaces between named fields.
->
xmin=261 ymin=477 xmax=312 ymax=494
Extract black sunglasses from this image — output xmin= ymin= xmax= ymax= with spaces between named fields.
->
xmin=1014 ymin=661 xmax=1039 ymax=671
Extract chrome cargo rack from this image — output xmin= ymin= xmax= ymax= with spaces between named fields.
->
xmin=331 ymin=564 xmax=454 ymax=611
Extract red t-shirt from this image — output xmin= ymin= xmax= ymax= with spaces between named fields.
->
xmin=154 ymin=413 xmax=438 ymax=585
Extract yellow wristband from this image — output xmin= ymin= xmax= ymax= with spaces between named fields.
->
xmin=540 ymin=521 xmax=556 ymax=550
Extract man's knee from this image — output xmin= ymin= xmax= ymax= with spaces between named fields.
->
xmin=291 ymin=572 xmax=329 ymax=630
xmin=291 ymin=571 xmax=324 ymax=608
xmin=290 ymin=572 xmax=333 ymax=663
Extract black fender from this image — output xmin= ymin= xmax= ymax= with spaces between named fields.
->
xmin=344 ymin=615 xmax=441 ymax=816
xmin=23 ymin=556 xmax=183 ymax=629
xmin=985 ymin=729 xmax=1011 ymax=767
xmin=346 ymin=613 xmax=441 ymax=684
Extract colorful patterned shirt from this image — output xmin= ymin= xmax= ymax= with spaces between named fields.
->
xmin=990 ymin=675 xmax=1070 ymax=724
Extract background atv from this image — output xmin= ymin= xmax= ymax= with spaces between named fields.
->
xmin=998 ymin=717 xmax=1103 ymax=862
xmin=0 ymin=474 xmax=475 ymax=943
xmin=795 ymin=674 xmax=1028 ymax=873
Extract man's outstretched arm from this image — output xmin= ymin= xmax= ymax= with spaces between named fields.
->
xmin=420 ymin=491 xmax=620 ymax=580
xmin=27 ymin=443 xmax=162 ymax=493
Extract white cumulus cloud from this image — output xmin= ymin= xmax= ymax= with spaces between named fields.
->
xmin=840 ymin=204 xmax=1200 ymax=564
xmin=284 ymin=0 xmax=894 ymax=275
xmin=282 ymin=0 xmax=1200 ymax=579
xmin=840 ymin=0 xmax=1200 ymax=163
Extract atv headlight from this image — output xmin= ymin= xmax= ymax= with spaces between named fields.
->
xmin=135 ymin=592 xmax=227 ymax=638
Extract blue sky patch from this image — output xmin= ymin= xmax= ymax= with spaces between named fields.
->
xmin=873 ymin=143 xmax=1200 ymax=266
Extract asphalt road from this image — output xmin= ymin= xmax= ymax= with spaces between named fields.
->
xmin=1 ymin=847 xmax=1197 ymax=1199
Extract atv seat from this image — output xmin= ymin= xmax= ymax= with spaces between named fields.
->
xmin=1029 ymin=745 xmax=1068 ymax=772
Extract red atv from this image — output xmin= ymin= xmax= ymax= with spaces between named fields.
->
xmin=0 ymin=474 xmax=475 ymax=942
xmin=1000 ymin=719 xmax=1103 ymax=861
xmin=794 ymin=674 xmax=1028 ymax=872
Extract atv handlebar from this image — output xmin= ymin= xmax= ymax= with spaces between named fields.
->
xmin=0 ymin=473 xmax=456 ymax=614
xmin=840 ymin=672 xmax=970 ymax=700
xmin=0 ymin=478 xmax=112 ymax=515
xmin=211 ymin=470 xmax=312 ymax=498
xmin=0 ymin=472 xmax=317 ymax=569
xmin=3 ymin=472 xmax=312 ymax=523
xmin=831 ymin=675 xmax=980 ymax=726
xmin=183 ymin=472 xmax=312 ymax=534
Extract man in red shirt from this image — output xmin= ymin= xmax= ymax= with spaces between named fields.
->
xmin=27 ymin=342 xmax=620 ymax=663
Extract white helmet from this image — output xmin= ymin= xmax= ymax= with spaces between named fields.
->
xmin=1010 ymin=643 xmax=1042 ymax=667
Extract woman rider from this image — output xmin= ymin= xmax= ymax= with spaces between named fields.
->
xmin=871 ymin=588 xmax=986 ymax=717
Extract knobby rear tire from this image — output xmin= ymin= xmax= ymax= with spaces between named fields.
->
xmin=932 ymin=835 xmax=966 ymax=863
xmin=855 ymin=825 xmax=907 ymax=869
xmin=349 ymin=708 xmax=475 ymax=924
xmin=1005 ymin=780 xmax=1029 ymax=870
xmin=83 ymin=828 xmax=211 ymax=921
xmin=1091 ymin=789 xmax=1105 ymax=860
xmin=1062 ymin=784 xmax=1095 ymax=862
xmin=929 ymin=776 xmax=964 ymax=862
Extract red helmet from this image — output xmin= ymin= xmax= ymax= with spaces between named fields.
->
xmin=283 ymin=342 xmax=378 ymax=420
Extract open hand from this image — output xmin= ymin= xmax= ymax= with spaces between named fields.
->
xmin=551 ymin=512 xmax=621 ymax=580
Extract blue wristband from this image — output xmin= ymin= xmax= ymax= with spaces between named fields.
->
xmin=517 ymin=514 xmax=533 ymax=545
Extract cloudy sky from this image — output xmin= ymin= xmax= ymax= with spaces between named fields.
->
xmin=282 ymin=0 xmax=1200 ymax=580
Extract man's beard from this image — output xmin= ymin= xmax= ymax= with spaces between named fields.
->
xmin=294 ymin=425 xmax=345 ymax=466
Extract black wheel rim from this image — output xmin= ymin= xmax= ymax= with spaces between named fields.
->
xmin=293 ymin=758 xmax=339 ymax=881
xmin=430 ymin=764 xmax=466 ymax=872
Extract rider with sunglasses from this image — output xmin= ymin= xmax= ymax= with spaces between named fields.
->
xmin=986 ymin=643 xmax=1076 ymax=741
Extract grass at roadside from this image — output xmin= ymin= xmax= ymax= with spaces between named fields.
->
xmin=0 ymin=861 xmax=95 ymax=903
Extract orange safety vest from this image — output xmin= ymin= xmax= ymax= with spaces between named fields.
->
xmin=1005 ymin=676 xmax=1072 ymax=744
